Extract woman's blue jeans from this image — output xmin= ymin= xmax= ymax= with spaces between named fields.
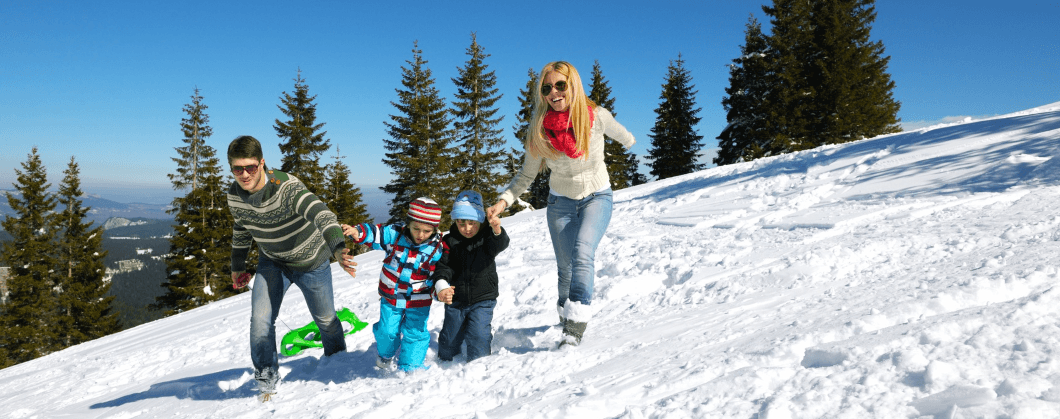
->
xmin=546 ymin=188 xmax=613 ymax=308
xmin=250 ymin=257 xmax=345 ymax=376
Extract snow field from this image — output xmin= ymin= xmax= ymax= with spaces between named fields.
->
xmin=1 ymin=102 xmax=1059 ymax=417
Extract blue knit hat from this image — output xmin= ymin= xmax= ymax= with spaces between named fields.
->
xmin=451 ymin=190 xmax=485 ymax=223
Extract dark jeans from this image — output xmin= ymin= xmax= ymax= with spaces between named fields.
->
xmin=437 ymin=299 xmax=497 ymax=362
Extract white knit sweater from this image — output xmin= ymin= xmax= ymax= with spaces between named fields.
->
xmin=499 ymin=106 xmax=635 ymax=205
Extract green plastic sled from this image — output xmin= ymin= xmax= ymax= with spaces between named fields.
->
xmin=280 ymin=307 xmax=369 ymax=356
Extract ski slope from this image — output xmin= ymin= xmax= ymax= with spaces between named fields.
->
xmin=3 ymin=101 xmax=1060 ymax=418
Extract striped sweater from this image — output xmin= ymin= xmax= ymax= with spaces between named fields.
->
xmin=228 ymin=169 xmax=345 ymax=273
xmin=352 ymin=222 xmax=447 ymax=309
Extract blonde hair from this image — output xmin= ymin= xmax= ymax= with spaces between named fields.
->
xmin=527 ymin=61 xmax=596 ymax=161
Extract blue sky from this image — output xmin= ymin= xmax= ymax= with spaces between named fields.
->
xmin=2 ymin=0 xmax=1058 ymax=205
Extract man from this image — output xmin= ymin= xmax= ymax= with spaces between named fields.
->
xmin=226 ymin=135 xmax=357 ymax=401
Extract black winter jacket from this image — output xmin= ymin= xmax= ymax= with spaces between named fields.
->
xmin=432 ymin=224 xmax=510 ymax=306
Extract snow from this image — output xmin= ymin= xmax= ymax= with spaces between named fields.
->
xmin=2 ymin=101 xmax=1060 ymax=418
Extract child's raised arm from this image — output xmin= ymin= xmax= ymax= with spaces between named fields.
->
xmin=488 ymin=212 xmax=502 ymax=236
xmin=341 ymin=224 xmax=363 ymax=241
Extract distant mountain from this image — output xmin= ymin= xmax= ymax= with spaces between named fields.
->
xmin=0 ymin=190 xmax=172 ymax=226
xmin=102 ymin=217 xmax=174 ymax=238
xmin=103 ymin=217 xmax=150 ymax=230
xmin=0 ymin=184 xmax=390 ymax=232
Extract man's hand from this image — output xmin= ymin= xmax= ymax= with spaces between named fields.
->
xmin=232 ymin=272 xmax=252 ymax=289
xmin=341 ymin=224 xmax=362 ymax=241
xmin=438 ymin=286 xmax=456 ymax=305
xmin=334 ymin=248 xmax=357 ymax=277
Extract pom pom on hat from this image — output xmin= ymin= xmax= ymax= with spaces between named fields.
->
xmin=408 ymin=197 xmax=442 ymax=226
xmin=451 ymin=190 xmax=485 ymax=223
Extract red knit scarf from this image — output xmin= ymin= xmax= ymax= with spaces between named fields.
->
xmin=543 ymin=106 xmax=594 ymax=159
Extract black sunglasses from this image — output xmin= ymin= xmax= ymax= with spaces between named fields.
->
xmin=231 ymin=163 xmax=260 ymax=175
xmin=541 ymin=80 xmax=568 ymax=96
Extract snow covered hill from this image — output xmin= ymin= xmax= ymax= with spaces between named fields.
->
xmin=3 ymin=101 xmax=1060 ymax=418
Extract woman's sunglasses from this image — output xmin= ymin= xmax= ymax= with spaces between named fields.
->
xmin=231 ymin=163 xmax=260 ymax=175
xmin=541 ymin=80 xmax=568 ymax=96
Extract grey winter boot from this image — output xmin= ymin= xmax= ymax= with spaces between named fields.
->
xmin=557 ymin=303 xmax=567 ymax=325
xmin=560 ymin=319 xmax=587 ymax=347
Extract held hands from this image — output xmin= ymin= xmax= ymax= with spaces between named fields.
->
xmin=232 ymin=272 xmax=252 ymax=290
xmin=334 ymin=248 xmax=358 ymax=277
xmin=486 ymin=201 xmax=507 ymax=219
xmin=438 ymin=286 xmax=456 ymax=305
xmin=488 ymin=211 xmax=502 ymax=235
xmin=341 ymin=224 xmax=363 ymax=241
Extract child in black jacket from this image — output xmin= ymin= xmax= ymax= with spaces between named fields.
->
xmin=433 ymin=190 xmax=510 ymax=362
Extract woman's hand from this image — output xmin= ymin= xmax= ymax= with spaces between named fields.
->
xmin=486 ymin=201 xmax=507 ymax=219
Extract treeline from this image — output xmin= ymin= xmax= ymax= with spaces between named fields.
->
xmin=107 ymin=257 xmax=167 ymax=329
xmin=0 ymin=152 xmax=120 ymax=368
xmin=381 ymin=34 xmax=708 ymax=216
xmin=99 ymin=236 xmax=169 ymax=328
xmin=716 ymin=0 xmax=900 ymax=165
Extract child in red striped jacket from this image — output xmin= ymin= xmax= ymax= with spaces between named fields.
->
xmin=342 ymin=197 xmax=448 ymax=372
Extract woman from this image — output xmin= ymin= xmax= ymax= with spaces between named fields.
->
xmin=486 ymin=61 xmax=635 ymax=346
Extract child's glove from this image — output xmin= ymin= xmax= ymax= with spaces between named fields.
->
xmin=232 ymin=272 xmax=252 ymax=289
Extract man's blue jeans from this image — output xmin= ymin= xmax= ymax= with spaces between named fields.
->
xmin=250 ymin=257 xmax=346 ymax=377
xmin=437 ymin=299 xmax=497 ymax=362
xmin=546 ymin=188 xmax=614 ymax=307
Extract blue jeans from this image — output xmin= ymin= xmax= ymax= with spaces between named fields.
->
xmin=546 ymin=188 xmax=613 ymax=307
xmin=437 ymin=299 xmax=497 ymax=362
xmin=250 ymin=257 xmax=346 ymax=376
xmin=373 ymin=300 xmax=431 ymax=371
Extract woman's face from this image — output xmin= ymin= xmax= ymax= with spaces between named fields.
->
xmin=542 ymin=70 xmax=570 ymax=112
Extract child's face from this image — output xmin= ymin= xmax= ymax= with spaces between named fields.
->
xmin=455 ymin=219 xmax=481 ymax=238
xmin=407 ymin=221 xmax=435 ymax=244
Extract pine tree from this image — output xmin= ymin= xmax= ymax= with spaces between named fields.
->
xmin=275 ymin=69 xmax=331 ymax=194
xmin=646 ymin=55 xmax=705 ymax=180
xmin=588 ymin=60 xmax=644 ymax=190
xmin=322 ymin=146 xmax=371 ymax=255
xmin=55 ymin=156 xmax=120 ymax=346
xmin=760 ymin=0 xmax=900 ymax=154
xmin=760 ymin=0 xmax=816 ymax=154
xmin=451 ymin=33 xmax=507 ymax=206
xmin=716 ymin=15 xmax=775 ymax=165
xmin=508 ymin=67 xmax=550 ymax=212
xmin=155 ymin=89 xmax=236 ymax=315
xmin=805 ymin=0 xmax=901 ymax=144
xmin=381 ymin=42 xmax=458 ymax=227
xmin=0 ymin=147 xmax=61 ymax=367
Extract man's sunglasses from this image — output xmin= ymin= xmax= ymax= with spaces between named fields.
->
xmin=231 ymin=163 xmax=260 ymax=175
xmin=541 ymin=80 xmax=568 ymax=96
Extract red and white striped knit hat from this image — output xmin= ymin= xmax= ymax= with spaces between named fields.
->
xmin=408 ymin=197 xmax=442 ymax=226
